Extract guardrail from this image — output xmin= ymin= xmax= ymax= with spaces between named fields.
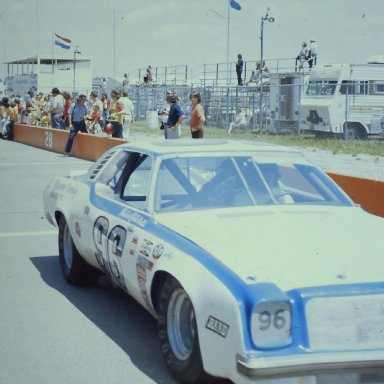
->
xmin=13 ymin=123 xmax=384 ymax=218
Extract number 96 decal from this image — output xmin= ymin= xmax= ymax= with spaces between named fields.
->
xmin=93 ymin=216 xmax=127 ymax=288
xmin=251 ymin=301 xmax=292 ymax=347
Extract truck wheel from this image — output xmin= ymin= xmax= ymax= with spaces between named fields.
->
xmin=58 ymin=216 xmax=99 ymax=285
xmin=158 ymin=277 xmax=209 ymax=383
xmin=345 ymin=122 xmax=367 ymax=140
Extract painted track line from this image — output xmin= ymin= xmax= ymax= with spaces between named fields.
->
xmin=0 ymin=230 xmax=57 ymax=238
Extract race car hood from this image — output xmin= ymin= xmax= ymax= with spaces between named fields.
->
xmin=156 ymin=206 xmax=384 ymax=291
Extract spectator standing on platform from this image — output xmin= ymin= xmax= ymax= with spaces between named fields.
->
xmin=255 ymin=60 xmax=270 ymax=83
xmin=144 ymin=65 xmax=153 ymax=84
xmin=236 ymin=54 xmax=244 ymax=86
xmin=122 ymin=73 xmax=129 ymax=88
xmin=64 ymin=94 xmax=88 ymax=156
xmin=308 ymin=39 xmax=318 ymax=69
xmin=120 ymin=90 xmax=135 ymax=139
xmin=60 ymin=91 xmax=72 ymax=129
xmin=49 ymin=88 xmax=65 ymax=129
xmin=165 ymin=92 xmax=185 ymax=139
xmin=189 ymin=91 xmax=205 ymax=138
xmin=295 ymin=42 xmax=310 ymax=71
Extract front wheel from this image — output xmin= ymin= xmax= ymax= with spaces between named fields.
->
xmin=158 ymin=277 xmax=208 ymax=384
xmin=58 ymin=216 xmax=99 ymax=285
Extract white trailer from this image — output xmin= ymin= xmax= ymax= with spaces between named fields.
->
xmin=300 ymin=63 xmax=384 ymax=138
xmin=4 ymin=55 xmax=92 ymax=97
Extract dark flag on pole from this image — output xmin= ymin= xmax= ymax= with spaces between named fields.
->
xmin=230 ymin=0 xmax=241 ymax=11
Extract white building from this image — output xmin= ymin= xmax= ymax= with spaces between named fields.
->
xmin=3 ymin=55 xmax=92 ymax=97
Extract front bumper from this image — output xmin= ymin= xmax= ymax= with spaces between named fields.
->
xmin=237 ymin=350 xmax=384 ymax=378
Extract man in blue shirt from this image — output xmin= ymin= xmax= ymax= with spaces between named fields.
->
xmin=165 ymin=93 xmax=185 ymax=139
xmin=64 ymin=94 xmax=88 ymax=156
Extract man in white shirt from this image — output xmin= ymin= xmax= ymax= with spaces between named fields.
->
xmin=49 ymin=88 xmax=65 ymax=129
xmin=120 ymin=90 xmax=135 ymax=139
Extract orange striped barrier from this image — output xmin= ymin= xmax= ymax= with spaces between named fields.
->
xmin=327 ymin=172 xmax=384 ymax=218
xmin=13 ymin=124 xmax=384 ymax=218
xmin=13 ymin=123 xmax=124 ymax=162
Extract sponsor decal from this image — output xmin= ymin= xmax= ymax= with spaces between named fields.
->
xmin=137 ymin=255 xmax=154 ymax=271
xmin=152 ymin=244 xmax=164 ymax=259
xmin=129 ymin=236 xmax=139 ymax=256
xmin=140 ymin=239 xmax=153 ymax=257
xmin=119 ymin=208 xmax=148 ymax=228
xmin=206 ymin=316 xmax=229 ymax=338
xmin=140 ymin=248 xmax=150 ymax=257
xmin=75 ymin=222 xmax=81 ymax=237
xmin=136 ymin=262 xmax=154 ymax=312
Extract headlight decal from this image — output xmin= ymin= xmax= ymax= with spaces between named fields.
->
xmin=251 ymin=301 xmax=292 ymax=348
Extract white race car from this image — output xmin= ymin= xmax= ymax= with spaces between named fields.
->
xmin=43 ymin=139 xmax=384 ymax=384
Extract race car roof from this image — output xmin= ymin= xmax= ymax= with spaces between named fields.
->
xmin=116 ymin=139 xmax=302 ymax=158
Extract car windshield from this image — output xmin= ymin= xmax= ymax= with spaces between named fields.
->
xmin=154 ymin=155 xmax=352 ymax=212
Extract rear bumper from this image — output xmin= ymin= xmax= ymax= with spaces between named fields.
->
xmin=237 ymin=351 xmax=384 ymax=378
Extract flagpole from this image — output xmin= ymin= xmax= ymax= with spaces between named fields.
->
xmin=226 ymin=0 xmax=230 ymax=133
xmin=226 ymin=0 xmax=230 ymax=85
xmin=51 ymin=30 xmax=54 ymax=89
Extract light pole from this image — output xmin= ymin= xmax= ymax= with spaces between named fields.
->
xmin=259 ymin=7 xmax=274 ymax=132
xmin=73 ymin=46 xmax=81 ymax=95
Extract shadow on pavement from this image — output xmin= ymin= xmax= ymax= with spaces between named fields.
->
xmin=30 ymin=255 xmax=232 ymax=384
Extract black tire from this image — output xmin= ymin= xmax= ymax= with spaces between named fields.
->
xmin=58 ymin=216 xmax=99 ymax=285
xmin=158 ymin=277 xmax=209 ymax=384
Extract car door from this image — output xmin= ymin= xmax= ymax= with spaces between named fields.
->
xmin=90 ymin=151 xmax=156 ymax=304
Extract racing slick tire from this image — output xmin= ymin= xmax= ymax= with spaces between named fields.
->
xmin=58 ymin=216 xmax=99 ymax=285
xmin=158 ymin=276 xmax=210 ymax=384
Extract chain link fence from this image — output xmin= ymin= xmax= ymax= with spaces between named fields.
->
xmin=128 ymin=74 xmax=384 ymax=140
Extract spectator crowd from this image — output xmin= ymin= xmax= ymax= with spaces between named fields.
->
xmin=0 ymin=87 xmax=135 ymax=146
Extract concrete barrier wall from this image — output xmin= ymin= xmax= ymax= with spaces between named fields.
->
xmin=14 ymin=123 xmax=124 ymax=162
xmin=13 ymin=124 xmax=384 ymax=218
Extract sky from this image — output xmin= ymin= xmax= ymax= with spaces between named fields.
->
xmin=1 ymin=0 xmax=383 ymax=82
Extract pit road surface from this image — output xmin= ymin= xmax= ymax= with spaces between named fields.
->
xmin=0 ymin=140 xmax=181 ymax=384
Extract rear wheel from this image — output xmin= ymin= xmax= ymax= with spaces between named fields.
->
xmin=344 ymin=122 xmax=368 ymax=140
xmin=158 ymin=277 xmax=208 ymax=384
xmin=58 ymin=216 xmax=99 ymax=285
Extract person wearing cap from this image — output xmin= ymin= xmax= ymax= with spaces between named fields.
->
xmin=64 ymin=94 xmax=88 ymax=156
xmin=49 ymin=87 xmax=65 ymax=129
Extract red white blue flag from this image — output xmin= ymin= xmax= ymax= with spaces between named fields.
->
xmin=54 ymin=33 xmax=71 ymax=49
xmin=230 ymin=0 xmax=241 ymax=11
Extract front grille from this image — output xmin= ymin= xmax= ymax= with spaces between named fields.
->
xmin=306 ymin=294 xmax=384 ymax=351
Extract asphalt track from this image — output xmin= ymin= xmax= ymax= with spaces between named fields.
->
xmin=0 ymin=140 xmax=182 ymax=384
xmin=2 ymin=139 xmax=383 ymax=384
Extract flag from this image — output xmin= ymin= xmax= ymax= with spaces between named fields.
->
xmin=230 ymin=0 xmax=241 ymax=11
xmin=54 ymin=33 xmax=71 ymax=49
